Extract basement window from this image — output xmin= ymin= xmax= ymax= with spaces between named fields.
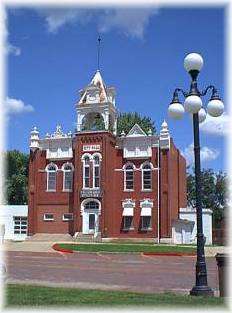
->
xmin=43 ymin=214 xmax=54 ymax=221
xmin=63 ymin=214 xmax=73 ymax=221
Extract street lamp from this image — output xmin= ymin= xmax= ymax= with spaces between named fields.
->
xmin=168 ymin=53 xmax=224 ymax=296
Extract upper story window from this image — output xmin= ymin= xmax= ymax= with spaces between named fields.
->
xmin=142 ymin=163 xmax=152 ymax=190
xmin=93 ymin=155 xmax=100 ymax=188
xmin=83 ymin=155 xmax=91 ymax=188
xmin=82 ymin=153 xmax=102 ymax=189
xmin=62 ymin=163 xmax=74 ymax=191
xmin=46 ymin=163 xmax=58 ymax=191
xmin=124 ymin=163 xmax=134 ymax=191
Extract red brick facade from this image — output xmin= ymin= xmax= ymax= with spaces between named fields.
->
xmin=28 ymin=131 xmax=187 ymax=240
xmin=28 ymin=70 xmax=187 ymax=241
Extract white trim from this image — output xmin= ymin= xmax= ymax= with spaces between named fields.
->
xmin=45 ymin=162 xmax=58 ymax=192
xmin=82 ymin=154 xmax=91 ymax=189
xmin=123 ymin=162 xmax=135 ymax=191
xmin=92 ymin=153 xmax=101 ymax=189
xmin=92 ymin=152 xmax=102 ymax=161
xmin=141 ymin=162 xmax=152 ymax=191
xmin=61 ymin=162 xmax=74 ymax=171
xmin=80 ymin=198 xmax=101 ymax=215
xmin=45 ymin=162 xmax=58 ymax=172
xmin=62 ymin=162 xmax=74 ymax=192
xmin=81 ymin=153 xmax=92 ymax=161
xmin=122 ymin=207 xmax=134 ymax=216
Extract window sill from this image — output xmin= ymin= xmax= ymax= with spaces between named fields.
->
xmin=43 ymin=219 xmax=54 ymax=222
xmin=123 ymin=190 xmax=134 ymax=192
xmin=46 ymin=190 xmax=56 ymax=192
xmin=122 ymin=227 xmax=134 ymax=231
xmin=140 ymin=228 xmax=152 ymax=231
xmin=141 ymin=189 xmax=152 ymax=192
xmin=62 ymin=190 xmax=73 ymax=192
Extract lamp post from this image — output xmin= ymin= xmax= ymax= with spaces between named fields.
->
xmin=168 ymin=53 xmax=224 ymax=296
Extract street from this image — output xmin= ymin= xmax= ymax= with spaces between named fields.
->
xmin=5 ymin=251 xmax=219 ymax=295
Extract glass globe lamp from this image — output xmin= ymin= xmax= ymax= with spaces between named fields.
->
xmin=198 ymin=108 xmax=207 ymax=123
xmin=168 ymin=102 xmax=184 ymax=119
xmin=207 ymin=99 xmax=224 ymax=117
xmin=184 ymin=95 xmax=202 ymax=114
xmin=184 ymin=53 xmax=204 ymax=72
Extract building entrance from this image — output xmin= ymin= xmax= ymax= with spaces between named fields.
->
xmin=82 ymin=200 xmax=100 ymax=235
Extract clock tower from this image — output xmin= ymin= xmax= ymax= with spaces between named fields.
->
xmin=76 ymin=70 xmax=117 ymax=135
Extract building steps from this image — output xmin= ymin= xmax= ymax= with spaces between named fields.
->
xmin=74 ymin=232 xmax=102 ymax=243
xmin=26 ymin=233 xmax=74 ymax=242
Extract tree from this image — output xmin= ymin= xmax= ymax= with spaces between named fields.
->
xmin=5 ymin=150 xmax=29 ymax=205
xmin=117 ymin=112 xmax=156 ymax=136
xmin=187 ymin=168 xmax=228 ymax=227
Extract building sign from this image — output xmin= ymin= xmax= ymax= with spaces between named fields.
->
xmin=80 ymin=189 xmax=103 ymax=198
xmin=83 ymin=144 xmax=101 ymax=152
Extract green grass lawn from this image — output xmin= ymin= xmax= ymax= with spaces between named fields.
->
xmin=5 ymin=284 xmax=226 ymax=307
xmin=57 ymin=243 xmax=196 ymax=254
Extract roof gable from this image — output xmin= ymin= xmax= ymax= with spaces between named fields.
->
xmin=79 ymin=70 xmax=108 ymax=104
xmin=127 ymin=124 xmax=147 ymax=137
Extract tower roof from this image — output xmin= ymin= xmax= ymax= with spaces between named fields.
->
xmin=78 ymin=70 xmax=115 ymax=105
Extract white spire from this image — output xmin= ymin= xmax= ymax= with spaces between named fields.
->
xmin=159 ymin=120 xmax=170 ymax=150
xmin=30 ymin=126 xmax=40 ymax=151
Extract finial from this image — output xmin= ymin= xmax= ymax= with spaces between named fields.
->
xmin=31 ymin=126 xmax=39 ymax=134
xmin=121 ymin=130 xmax=125 ymax=137
xmin=97 ymin=36 xmax=101 ymax=71
xmin=162 ymin=119 xmax=167 ymax=127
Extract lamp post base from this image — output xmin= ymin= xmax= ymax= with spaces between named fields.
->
xmin=190 ymin=285 xmax=214 ymax=297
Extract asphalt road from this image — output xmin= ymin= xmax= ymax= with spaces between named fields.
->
xmin=4 ymin=251 xmax=219 ymax=294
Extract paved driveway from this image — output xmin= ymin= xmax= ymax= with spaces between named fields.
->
xmin=4 ymin=251 xmax=219 ymax=295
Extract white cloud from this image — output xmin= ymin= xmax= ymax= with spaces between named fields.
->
xmin=5 ymin=97 xmax=34 ymax=115
xmin=3 ymin=9 xmax=21 ymax=57
xmin=36 ymin=8 xmax=157 ymax=38
xmin=6 ymin=43 xmax=21 ymax=56
xmin=181 ymin=143 xmax=220 ymax=166
xmin=38 ymin=8 xmax=93 ymax=33
xmin=200 ymin=113 xmax=230 ymax=136
xmin=98 ymin=8 xmax=158 ymax=39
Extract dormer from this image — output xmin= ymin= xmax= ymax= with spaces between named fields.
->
xmin=119 ymin=124 xmax=158 ymax=159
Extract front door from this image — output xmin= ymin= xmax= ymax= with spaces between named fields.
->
xmin=89 ymin=214 xmax=95 ymax=232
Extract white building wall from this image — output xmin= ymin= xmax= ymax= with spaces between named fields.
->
xmin=179 ymin=207 xmax=213 ymax=245
xmin=0 ymin=205 xmax=28 ymax=241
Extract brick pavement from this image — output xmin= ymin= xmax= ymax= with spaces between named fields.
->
xmin=4 ymin=251 xmax=219 ymax=295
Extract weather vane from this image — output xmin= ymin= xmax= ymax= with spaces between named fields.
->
xmin=97 ymin=36 xmax=101 ymax=71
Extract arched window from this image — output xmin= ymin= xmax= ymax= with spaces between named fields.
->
xmin=62 ymin=163 xmax=74 ymax=191
xmin=142 ymin=163 xmax=152 ymax=190
xmin=93 ymin=155 xmax=100 ymax=188
xmin=84 ymin=201 xmax=99 ymax=210
xmin=124 ymin=164 xmax=134 ymax=191
xmin=83 ymin=155 xmax=90 ymax=188
xmin=46 ymin=163 xmax=57 ymax=191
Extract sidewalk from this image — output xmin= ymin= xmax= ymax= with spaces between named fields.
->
xmin=1 ymin=240 xmax=229 ymax=256
xmin=1 ymin=241 xmax=56 ymax=253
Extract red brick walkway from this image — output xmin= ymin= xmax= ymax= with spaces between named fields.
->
xmin=5 ymin=251 xmax=219 ymax=294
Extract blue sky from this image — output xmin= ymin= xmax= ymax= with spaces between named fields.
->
xmin=6 ymin=6 xmax=227 ymax=171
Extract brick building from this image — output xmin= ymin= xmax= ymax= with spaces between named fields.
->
xmin=28 ymin=70 xmax=187 ymax=242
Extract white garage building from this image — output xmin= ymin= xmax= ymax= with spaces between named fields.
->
xmin=0 ymin=205 xmax=28 ymax=241
xmin=172 ymin=207 xmax=213 ymax=245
